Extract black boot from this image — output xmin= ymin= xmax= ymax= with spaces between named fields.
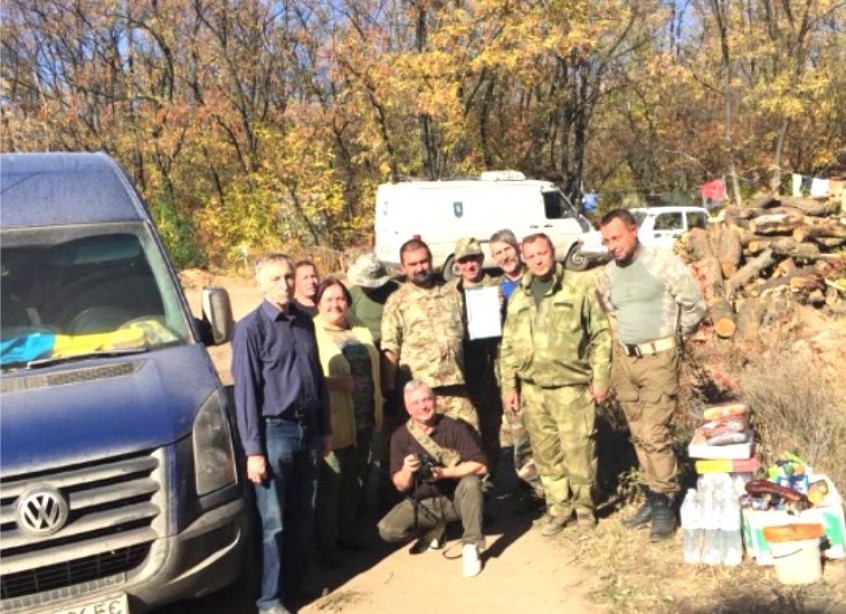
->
xmin=622 ymin=486 xmax=653 ymax=530
xmin=649 ymin=492 xmax=677 ymax=542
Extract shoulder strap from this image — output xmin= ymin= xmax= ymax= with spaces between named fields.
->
xmin=405 ymin=419 xmax=460 ymax=467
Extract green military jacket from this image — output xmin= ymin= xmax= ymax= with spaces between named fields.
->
xmin=381 ymin=281 xmax=466 ymax=388
xmin=500 ymin=264 xmax=611 ymax=394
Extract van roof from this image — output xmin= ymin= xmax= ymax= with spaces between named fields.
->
xmin=1 ymin=152 xmax=147 ymax=228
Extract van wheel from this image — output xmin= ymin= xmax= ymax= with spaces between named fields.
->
xmin=565 ymin=247 xmax=590 ymax=271
xmin=441 ymin=255 xmax=458 ymax=282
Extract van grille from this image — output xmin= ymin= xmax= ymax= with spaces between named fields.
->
xmin=0 ymin=362 xmax=139 ymax=394
xmin=0 ymin=449 xmax=165 ymax=603
xmin=0 ymin=543 xmax=150 ymax=600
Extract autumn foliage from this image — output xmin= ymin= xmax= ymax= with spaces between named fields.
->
xmin=2 ymin=0 xmax=844 ymax=266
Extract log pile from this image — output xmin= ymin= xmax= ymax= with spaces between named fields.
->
xmin=679 ymin=194 xmax=846 ymax=339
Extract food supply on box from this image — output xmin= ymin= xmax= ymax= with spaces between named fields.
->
xmin=688 ymin=432 xmax=754 ymax=459
xmin=702 ymin=402 xmax=749 ymax=421
xmin=742 ymin=474 xmax=845 ymax=565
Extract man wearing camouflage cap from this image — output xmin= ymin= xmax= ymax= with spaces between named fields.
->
xmin=500 ymin=233 xmax=611 ymax=537
xmin=381 ymin=239 xmax=479 ymax=431
xmin=450 ymin=237 xmax=503 ymax=480
xmin=347 ymin=253 xmax=399 ymax=347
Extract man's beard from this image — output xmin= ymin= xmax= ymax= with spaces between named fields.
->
xmin=411 ymin=270 xmax=432 ymax=284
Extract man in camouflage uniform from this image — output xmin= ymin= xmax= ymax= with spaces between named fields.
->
xmin=500 ymin=233 xmax=611 ymax=537
xmin=489 ymin=229 xmax=543 ymax=505
xmin=597 ymin=209 xmax=706 ymax=541
xmin=450 ymin=237 xmax=503 ymax=479
xmin=382 ymin=239 xmax=479 ymax=431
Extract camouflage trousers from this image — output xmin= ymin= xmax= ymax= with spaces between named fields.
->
xmin=433 ymin=384 xmax=479 ymax=432
xmin=612 ymin=345 xmax=680 ymax=495
xmin=500 ymin=410 xmax=542 ymax=497
xmin=520 ymin=382 xmax=597 ymax=519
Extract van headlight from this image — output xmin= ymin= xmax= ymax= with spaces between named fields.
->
xmin=193 ymin=394 xmax=237 ymax=496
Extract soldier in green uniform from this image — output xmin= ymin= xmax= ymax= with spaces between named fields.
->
xmin=450 ymin=237 xmax=503 ymax=480
xmin=381 ymin=239 xmax=479 ymax=431
xmin=489 ymin=229 xmax=544 ymax=507
xmin=500 ymin=233 xmax=611 ymax=536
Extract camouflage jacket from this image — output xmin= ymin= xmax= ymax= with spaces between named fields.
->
xmin=596 ymin=245 xmax=706 ymax=345
xmin=500 ymin=264 xmax=611 ymax=393
xmin=381 ymin=281 xmax=465 ymax=388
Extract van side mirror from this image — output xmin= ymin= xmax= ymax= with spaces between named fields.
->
xmin=199 ymin=286 xmax=234 ymax=345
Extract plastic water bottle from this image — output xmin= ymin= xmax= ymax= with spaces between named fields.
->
xmin=681 ymin=489 xmax=703 ymax=564
xmin=721 ymin=496 xmax=743 ymax=566
xmin=701 ymin=492 xmax=722 ymax=565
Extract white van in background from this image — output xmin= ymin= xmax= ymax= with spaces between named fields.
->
xmin=373 ymin=171 xmax=593 ymax=278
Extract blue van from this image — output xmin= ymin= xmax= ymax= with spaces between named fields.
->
xmin=0 ymin=152 xmax=248 ymax=613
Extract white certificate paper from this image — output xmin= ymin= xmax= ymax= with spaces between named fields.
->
xmin=465 ymin=285 xmax=502 ymax=340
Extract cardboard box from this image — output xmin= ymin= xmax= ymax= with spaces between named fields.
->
xmin=695 ymin=456 xmax=759 ymax=473
xmin=688 ymin=431 xmax=754 ymax=459
xmin=742 ymin=474 xmax=845 ymax=565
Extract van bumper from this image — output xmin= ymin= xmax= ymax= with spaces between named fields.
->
xmin=11 ymin=497 xmax=251 ymax=614
xmin=129 ymin=496 xmax=251 ymax=611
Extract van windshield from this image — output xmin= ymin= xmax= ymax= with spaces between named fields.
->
xmin=1 ymin=223 xmax=193 ymax=370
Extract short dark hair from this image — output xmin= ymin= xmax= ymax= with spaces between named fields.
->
xmin=294 ymin=259 xmax=318 ymax=273
xmin=399 ymin=239 xmax=432 ymax=264
xmin=314 ymin=276 xmax=352 ymax=306
xmin=521 ymin=232 xmax=554 ymax=252
xmin=599 ymin=209 xmax=637 ymax=228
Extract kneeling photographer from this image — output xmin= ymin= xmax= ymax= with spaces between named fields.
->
xmin=377 ymin=380 xmax=488 ymax=578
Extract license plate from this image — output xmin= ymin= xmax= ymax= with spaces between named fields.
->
xmin=52 ymin=593 xmax=129 ymax=614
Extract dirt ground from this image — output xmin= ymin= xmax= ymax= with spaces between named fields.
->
xmin=173 ymin=270 xmax=602 ymax=614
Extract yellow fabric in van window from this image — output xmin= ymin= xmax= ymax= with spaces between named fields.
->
xmin=51 ymin=329 xmax=146 ymax=357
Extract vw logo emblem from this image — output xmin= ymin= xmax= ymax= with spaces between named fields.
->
xmin=17 ymin=487 xmax=69 ymax=537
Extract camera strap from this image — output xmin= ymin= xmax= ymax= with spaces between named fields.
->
xmin=405 ymin=419 xmax=460 ymax=468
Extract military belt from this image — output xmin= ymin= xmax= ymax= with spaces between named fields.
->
xmin=620 ymin=336 xmax=675 ymax=357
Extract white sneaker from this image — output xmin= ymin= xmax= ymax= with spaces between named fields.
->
xmin=462 ymin=543 xmax=482 ymax=577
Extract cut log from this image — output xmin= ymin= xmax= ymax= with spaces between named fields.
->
xmin=752 ymin=265 xmax=818 ymax=295
xmin=746 ymin=238 xmax=775 ymax=255
xmin=807 ymin=289 xmax=826 ymax=305
xmin=731 ymin=225 xmax=755 ymax=247
xmin=749 ymin=194 xmax=780 ymax=209
xmin=777 ymin=196 xmax=836 ymax=217
xmin=816 ymin=237 xmax=846 ymax=249
xmin=769 ymin=237 xmax=821 ymax=259
xmin=717 ymin=226 xmax=743 ymax=278
xmin=726 ymin=249 xmax=776 ymax=297
xmin=686 ymin=228 xmax=736 ymax=338
xmin=748 ymin=214 xmax=806 ymax=235
xmin=789 ymin=275 xmax=822 ymax=293
xmin=792 ymin=222 xmax=846 ymax=242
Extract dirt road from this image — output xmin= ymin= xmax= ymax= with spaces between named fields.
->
xmin=169 ymin=272 xmax=601 ymax=614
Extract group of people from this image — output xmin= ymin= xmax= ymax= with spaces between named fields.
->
xmin=231 ymin=209 xmax=707 ymax=614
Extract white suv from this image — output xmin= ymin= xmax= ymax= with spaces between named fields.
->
xmin=632 ymin=206 xmax=712 ymax=250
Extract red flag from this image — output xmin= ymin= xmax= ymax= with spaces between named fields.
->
xmin=700 ymin=179 xmax=726 ymax=203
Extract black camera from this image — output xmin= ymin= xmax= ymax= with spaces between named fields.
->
xmin=416 ymin=453 xmax=440 ymax=479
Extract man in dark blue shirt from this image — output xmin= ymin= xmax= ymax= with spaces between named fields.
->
xmin=232 ymin=253 xmax=331 ymax=614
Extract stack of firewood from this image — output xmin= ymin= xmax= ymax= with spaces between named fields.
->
xmin=679 ymin=194 xmax=846 ymax=339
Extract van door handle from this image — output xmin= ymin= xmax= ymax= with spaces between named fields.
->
xmin=529 ymin=224 xmax=539 ymax=229
xmin=543 ymin=224 xmax=553 ymax=228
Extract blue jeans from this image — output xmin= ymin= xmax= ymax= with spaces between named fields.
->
xmin=253 ymin=418 xmax=318 ymax=610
